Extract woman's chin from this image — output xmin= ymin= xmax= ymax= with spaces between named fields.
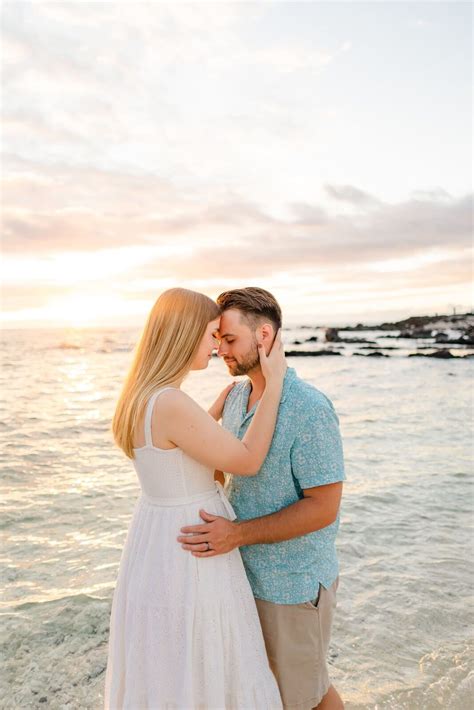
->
xmin=190 ymin=359 xmax=210 ymax=371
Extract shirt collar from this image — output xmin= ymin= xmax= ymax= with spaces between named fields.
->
xmin=240 ymin=367 xmax=297 ymax=426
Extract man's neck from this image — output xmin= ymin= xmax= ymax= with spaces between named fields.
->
xmin=246 ymin=367 xmax=266 ymax=409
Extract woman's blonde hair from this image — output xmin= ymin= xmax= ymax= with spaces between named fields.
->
xmin=112 ymin=288 xmax=221 ymax=459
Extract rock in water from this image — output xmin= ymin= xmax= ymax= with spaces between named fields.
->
xmin=284 ymin=350 xmax=342 ymax=357
xmin=430 ymin=349 xmax=456 ymax=359
xmin=409 ymin=349 xmax=456 ymax=359
xmin=325 ymin=328 xmax=341 ymax=342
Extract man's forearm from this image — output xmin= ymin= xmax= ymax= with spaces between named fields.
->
xmin=234 ymin=496 xmax=338 ymax=546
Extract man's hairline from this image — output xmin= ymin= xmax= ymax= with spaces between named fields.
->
xmin=220 ymin=306 xmax=277 ymax=331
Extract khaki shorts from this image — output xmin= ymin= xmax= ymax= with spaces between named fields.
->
xmin=255 ymin=577 xmax=339 ymax=710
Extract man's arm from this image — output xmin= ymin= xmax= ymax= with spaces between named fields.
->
xmin=177 ymin=481 xmax=343 ymax=557
xmin=208 ymin=383 xmax=236 ymax=421
xmin=180 ymin=392 xmax=345 ymax=557
xmin=236 ymin=481 xmax=343 ymax=544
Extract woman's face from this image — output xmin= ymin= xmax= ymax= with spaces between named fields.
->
xmin=190 ymin=317 xmax=221 ymax=370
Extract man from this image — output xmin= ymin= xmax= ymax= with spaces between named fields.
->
xmin=178 ymin=287 xmax=345 ymax=710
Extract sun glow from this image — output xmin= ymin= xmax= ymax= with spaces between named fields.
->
xmin=0 ymin=292 xmax=156 ymax=328
xmin=1 ymin=245 xmax=187 ymax=287
xmin=43 ymin=293 xmax=154 ymax=328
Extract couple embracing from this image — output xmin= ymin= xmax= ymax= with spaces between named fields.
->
xmin=104 ymin=287 xmax=345 ymax=710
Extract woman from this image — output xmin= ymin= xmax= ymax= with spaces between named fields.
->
xmin=104 ymin=288 xmax=285 ymax=709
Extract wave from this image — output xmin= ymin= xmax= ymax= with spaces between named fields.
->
xmin=13 ymin=592 xmax=108 ymax=612
xmin=57 ymin=342 xmax=82 ymax=350
xmin=49 ymin=342 xmax=133 ymax=353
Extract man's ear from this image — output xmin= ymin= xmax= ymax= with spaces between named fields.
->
xmin=259 ymin=323 xmax=275 ymax=343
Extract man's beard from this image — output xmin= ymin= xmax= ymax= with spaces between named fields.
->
xmin=228 ymin=341 xmax=259 ymax=376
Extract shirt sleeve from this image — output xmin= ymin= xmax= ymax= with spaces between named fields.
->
xmin=290 ymin=397 xmax=346 ymax=489
xmin=221 ymin=384 xmax=242 ymax=436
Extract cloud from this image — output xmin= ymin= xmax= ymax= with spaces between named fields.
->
xmin=3 ymin=2 xmax=347 ymax=82
xmin=2 ymin=0 xmax=351 ymax=182
xmin=3 ymin=161 xmax=471 ymax=322
xmin=242 ymin=41 xmax=351 ymax=75
xmin=3 ymin=153 xmax=471 ymax=278
xmin=324 ymin=184 xmax=380 ymax=206
xmin=2 ymin=1 xmax=470 ymax=324
xmin=133 ymin=188 xmax=472 ymax=283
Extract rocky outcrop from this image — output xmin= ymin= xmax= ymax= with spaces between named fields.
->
xmin=400 ymin=328 xmax=431 ymax=338
xmin=334 ymin=312 xmax=473 ymax=335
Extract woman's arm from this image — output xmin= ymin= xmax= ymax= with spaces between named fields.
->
xmin=158 ymin=332 xmax=286 ymax=475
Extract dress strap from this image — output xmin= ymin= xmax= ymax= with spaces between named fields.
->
xmin=144 ymin=387 xmax=178 ymax=446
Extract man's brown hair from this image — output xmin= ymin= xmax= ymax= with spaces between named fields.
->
xmin=216 ymin=287 xmax=282 ymax=332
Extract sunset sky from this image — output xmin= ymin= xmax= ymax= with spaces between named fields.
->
xmin=2 ymin=1 xmax=472 ymax=328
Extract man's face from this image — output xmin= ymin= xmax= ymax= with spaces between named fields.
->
xmin=217 ymin=309 xmax=260 ymax=376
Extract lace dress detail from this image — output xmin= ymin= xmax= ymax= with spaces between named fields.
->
xmin=104 ymin=388 xmax=282 ymax=709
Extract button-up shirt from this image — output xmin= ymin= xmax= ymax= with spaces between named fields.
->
xmin=222 ymin=367 xmax=345 ymax=604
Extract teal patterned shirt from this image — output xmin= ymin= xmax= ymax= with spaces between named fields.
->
xmin=222 ymin=367 xmax=345 ymax=605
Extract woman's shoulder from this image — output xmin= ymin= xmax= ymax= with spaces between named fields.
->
xmin=154 ymin=387 xmax=193 ymax=407
xmin=153 ymin=388 xmax=205 ymax=419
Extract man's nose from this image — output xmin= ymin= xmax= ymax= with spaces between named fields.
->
xmin=217 ymin=342 xmax=227 ymax=357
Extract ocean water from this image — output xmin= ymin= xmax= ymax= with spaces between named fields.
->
xmin=1 ymin=326 xmax=473 ymax=709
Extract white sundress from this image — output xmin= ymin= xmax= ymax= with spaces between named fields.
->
xmin=104 ymin=387 xmax=282 ymax=709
